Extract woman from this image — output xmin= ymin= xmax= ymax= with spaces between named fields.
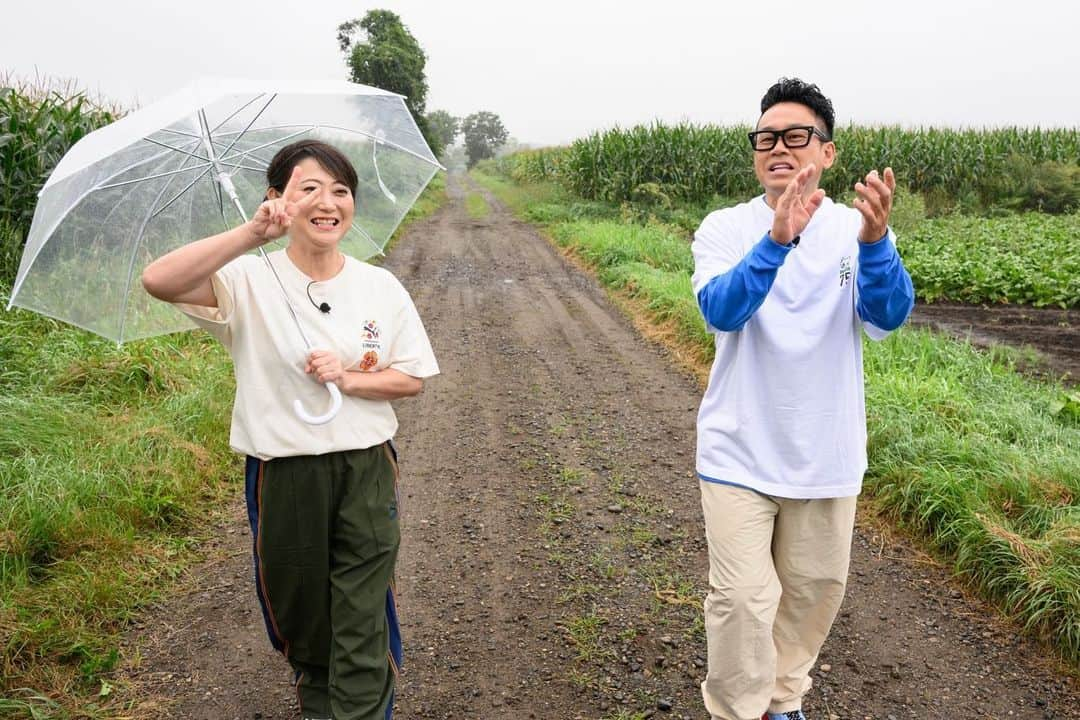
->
xmin=142 ymin=139 xmax=439 ymax=720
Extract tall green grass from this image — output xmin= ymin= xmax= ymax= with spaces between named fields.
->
xmin=864 ymin=331 xmax=1080 ymax=655
xmin=477 ymin=170 xmax=1080 ymax=664
xmin=0 ymin=285 xmax=235 ymax=714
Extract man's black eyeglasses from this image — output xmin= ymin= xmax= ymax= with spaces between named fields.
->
xmin=747 ymin=126 xmax=830 ymax=151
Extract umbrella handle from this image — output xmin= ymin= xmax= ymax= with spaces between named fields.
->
xmin=293 ymin=382 xmax=343 ymax=425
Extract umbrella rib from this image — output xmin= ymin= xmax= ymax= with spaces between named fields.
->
xmin=210 ymin=93 xmax=270 ymax=136
xmin=144 ymin=136 xmax=212 ymax=164
xmin=157 ymin=127 xmax=201 ymax=140
xmin=216 ymin=162 xmax=268 ymax=173
xmin=212 ymin=123 xmax=432 ymax=165
xmin=218 ymin=127 xmax=314 ymax=165
xmin=197 ymin=110 xmax=231 ymax=230
xmin=98 ymin=162 xmax=213 ymax=190
xmin=199 ymin=134 xmax=272 ymax=171
xmin=320 ymin=124 xmax=436 ymax=166
xmin=98 ymin=149 xmax=190 ymax=235
xmin=117 ymin=148 xmax=206 ymax=343
xmin=237 ymin=123 xmax=442 ymax=169
xmin=150 ymin=165 xmax=215 ymax=220
xmin=215 ymin=94 xmax=278 ymax=165
xmin=41 ymin=138 xmax=200 ymax=194
xmin=214 ymin=142 xmax=274 ymax=170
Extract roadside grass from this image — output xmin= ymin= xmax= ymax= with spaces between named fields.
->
xmin=0 ymin=304 xmax=235 ymax=716
xmin=864 ymin=330 xmax=1080 ymax=655
xmin=466 ymin=171 xmax=564 ymax=217
xmin=475 ymin=170 xmax=1080 ymax=665
xmin=408 ymin=172 xmax=448 ymax=219
xmin=464 ymin=190 xmax=491 ymax=219
xmin=0 ymin=175 xmax=449 ymax=717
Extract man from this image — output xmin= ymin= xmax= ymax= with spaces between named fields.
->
xmin=691 ymin=78 xmax=914 ymax=720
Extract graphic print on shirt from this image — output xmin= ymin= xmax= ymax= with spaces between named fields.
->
xmin=358 ymin=320 xmax=382 ymax=371
xmin=839 ymin=255 xmax=853 ymax=288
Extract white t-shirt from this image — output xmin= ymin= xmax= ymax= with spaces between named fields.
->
xmin=691 ymin=196 xmax=892 ymax=499
xmin=178 ymin=249 xmax=439 ymax=460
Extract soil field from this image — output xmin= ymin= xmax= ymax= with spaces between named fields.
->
xmin=909 ymin=302 xmax=1078 ymax=386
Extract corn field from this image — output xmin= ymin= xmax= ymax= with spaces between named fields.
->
xmin=0 ymin=81 xmax=118 ymax=239
xmin=497 ymin=122 xmax=1080 ymax=210
xmin=0 ymin=79 xmax=119 ymax=283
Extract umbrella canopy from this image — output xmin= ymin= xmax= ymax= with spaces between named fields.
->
xmin=7 ymin=77 xmax=442 ymax=343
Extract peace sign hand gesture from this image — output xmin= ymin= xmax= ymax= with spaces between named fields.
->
xmin=771 ymin=164 xmax=826 ymax=246
xmin=248 ymin=166 xmax=321 ymax=245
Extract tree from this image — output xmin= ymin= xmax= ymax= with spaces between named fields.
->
xmin=337 ymin=10 xmax=441 ymax=156
xmin=425 ymin=110 xmax=459 ymax=155
xmin=461 ymin=111 xmax=509 ymax=167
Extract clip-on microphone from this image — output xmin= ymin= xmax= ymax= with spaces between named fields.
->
xmin=306 ymin=281 xmax=331 ymax=314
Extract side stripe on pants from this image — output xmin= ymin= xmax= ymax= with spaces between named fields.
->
xmin=245 ymin=456 xmax=286 ymax=653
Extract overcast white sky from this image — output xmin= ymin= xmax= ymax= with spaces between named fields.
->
xmin=5 ymin=0 xmax=1078 ymax=147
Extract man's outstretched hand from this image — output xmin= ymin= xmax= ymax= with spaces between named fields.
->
xmin=771 ymin=164 xmax=826 ymax=245
xmin=854 ymin=167 xmax=896 ymax=243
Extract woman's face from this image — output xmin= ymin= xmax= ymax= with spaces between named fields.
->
xmin=280 ymin=157 xmax=355 ymax=251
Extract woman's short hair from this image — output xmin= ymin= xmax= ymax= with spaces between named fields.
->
xmin=265 ymin=139 xmax=359 ymax=197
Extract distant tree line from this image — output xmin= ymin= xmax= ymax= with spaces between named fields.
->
xmin=338 ymin=10 xmax=509 ymax=167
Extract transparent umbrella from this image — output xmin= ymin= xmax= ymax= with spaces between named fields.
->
xmin=6 ymin=77 xmax=442 ymax=422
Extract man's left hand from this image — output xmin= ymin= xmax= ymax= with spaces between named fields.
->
xmin=854 ymin=167 xmax=896 ymax=243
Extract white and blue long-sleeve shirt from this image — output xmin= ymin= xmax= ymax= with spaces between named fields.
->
xmin=691 ymin=195 xmax=914 ymax=499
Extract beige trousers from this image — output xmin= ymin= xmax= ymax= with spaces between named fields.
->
xmin=699 ymin=481 xmax=857 ymax=720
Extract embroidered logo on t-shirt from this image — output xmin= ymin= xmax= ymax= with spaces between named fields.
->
xmin=839 ymin=255 xmax=853 ymax=288
xmin=362 ymin=320 xmax=380 ymax=341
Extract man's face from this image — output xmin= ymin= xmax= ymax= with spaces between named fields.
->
xmin=752 ymin=101 xmax=836 ymax=204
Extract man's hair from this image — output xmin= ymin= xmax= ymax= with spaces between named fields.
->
xmin=760 ymin=78 xmax=835 ymax=138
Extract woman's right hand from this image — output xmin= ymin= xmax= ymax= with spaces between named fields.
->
xmin=248 ymin=166 xmax=321 ymax=245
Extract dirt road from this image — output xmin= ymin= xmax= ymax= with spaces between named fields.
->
xmin=123 ymin=175 xmax=1079 ymax=720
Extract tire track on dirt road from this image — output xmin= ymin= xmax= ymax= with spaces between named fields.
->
xmin=123 ymin=174 xmax=1080 ymax=720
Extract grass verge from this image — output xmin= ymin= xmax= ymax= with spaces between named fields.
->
xmin=0 ymin=308 xmax=234 ymax=718
xmin=464 ymin=190 xmax=491 ymax=219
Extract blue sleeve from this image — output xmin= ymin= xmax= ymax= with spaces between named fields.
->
xmin=696 ymin=233 xmax=792 ymax=332
xmin=856 ymin=233 xmax=915 ymax=331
